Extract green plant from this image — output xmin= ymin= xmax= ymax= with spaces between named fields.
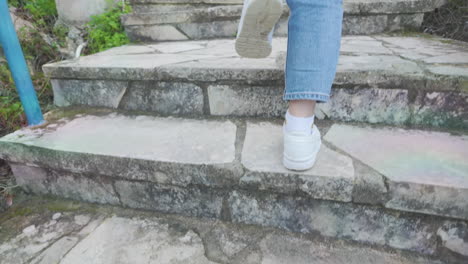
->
xmin=53 ymin=24 xmax=69 ymax=48
xmin=85 ymin=2 xmax=132 ymax=54
xmin=0 ymin=96 xmax=25 ymax=132
xmin=22 ymin=0 xmax=57 ymax=29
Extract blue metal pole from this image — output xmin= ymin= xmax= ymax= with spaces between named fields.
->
xmin=0 ymin=0 xmax=44 ymax=126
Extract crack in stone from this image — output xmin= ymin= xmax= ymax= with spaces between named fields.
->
xmin=56 ymin=217 xmax=107 ymax=262
xmin=371 ymin=35 xmax=433 ymax=79
xmin=116 ymin=81 xmax=130 ymax=109
xmin=25 ymin=215 xmax=96 ymax=264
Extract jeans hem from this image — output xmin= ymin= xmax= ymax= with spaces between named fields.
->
xmin=283 ymin=93 xmax=330 ymax=102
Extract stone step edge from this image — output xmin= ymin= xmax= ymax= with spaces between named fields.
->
xmin=127 ymin=0 xmax=445 ymax=15
xmin=8 ymin=162 xmax=468 ymax=260
xmin=42 ymin=58 xmax=467 ymax=93
xmin=122 ymin=2 xmax=441 ymax=26
xmin=0 ymin=108 xmax=467 ymax=222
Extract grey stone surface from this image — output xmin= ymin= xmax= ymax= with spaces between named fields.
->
xmin=2 ymin=110 xmax=468 ymax=223
xmin=119 ymin=81 xmax=205 ymax=115
xmin=30 ymin=236 xmax=79 ymax=264
xmin=259 ymin=233 xmax=444 ymax=264
xmin=0 ymin=113 xmax=240 ymax=188
xmin=125 ymin=25 xmax=189 ymax=42
xmin=208 ymin=85 xmax=287 ymax=117
xmin=1 ymin=197 xmax=451 ymax=264
xmin=10 ymin=164 xmax=120 ymax=205
xmin=343 ymin=0 xmax=446 ymax=14
xmin=0 ymin=213 xmax=92 ymax=263
xmin=1 ymin=113 xmax=236 ymax=164
xmin=115 ymin=180 xmax=224 ymax=219
xmin=123 ymin=0 xmax=445 ymax=39
xmin=52 ymin=79 xmax=129 ymax=108
xmin=352 ymin=161 xmax=388 ymax=205
xmin=324 ymin=124 xmax=468 ymax=220
xmin=43 ymin=36 xmax=468 ymax=128
xmin=122 ymin=5 xmax=242 ymax=25
xmin=178 ymin=20 xmax=240 ymax=40
xmin=56 ymin=0 xmax=113 ymax=25
xmin=227 ymin=190 xmax=439 ymax=255
xmin=316 ymin=88 xmax=412 ymax=125
xmin=411 ymin=91 xmax=468 ymax=128
xmin=60 ymin=216 xmax=216 ymax=264
xmin=437 ymin=222 xmax=468 ymax=257
xmin=241 ymin=122 xmax=355 ymax=202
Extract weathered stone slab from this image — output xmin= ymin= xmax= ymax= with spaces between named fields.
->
xmin=208 ymin=85 xmax=286 ymax=116
xmin=125 ymin=24 xmax=189 ymax=42
xmin=437 ymin=221 xmax=468 ymax=257
xmin=241 ymin=122 xmax=355 ymax=202
xmin=44 ymin=36 xmax=467 ymax=88
xmin=3 ymin=197 xmax=451 ymax=264
xmin=42 ymin=36 xmax=468 ymax=128
xmin=260 ymin=235 xmax=443 ymax=264
xmin=11 ymin=164 xmax=121 ymax=205
xmin=411 ymin=91 xmax=468 ymax=128
xmin=124 ymin=0 xmax=445 ymax=39
xmin=119 ymin=81 xmax=205 ymax=115
xmin=6 ymin=161 xmax=467 ymax=259
xmin=52 ymin=79 xmax=128 ymax=108
xmin=114 ymin=180 xmax=224 ymax=219
xmin=352 ymin=160 xmax=388 ymax=205
xmin=2 ymin=114 xmax=236 ymax=164
xmin=122 ymin=5 xmax=242 ymax=25
xmin=60 ymin=216 xmax=216 ymax=264
xmin=343 ymin=0 xmax=446 ymax=14
xmin=30 ymin=236 xmax=79 ymax=264
xmin=324 ymin=124 xmax=468 ymax=220
xmin=0 ymin=113 xmax=240 ymax=187
xmin=316 ymin=88 xmax=412 ymax=125
xmin=178 ymin=20 xmax=240 ymax=40
xmin=0 ymin=213 xmax=91 ymax=263
xmin=227 ymin=190 xmax=439 ymax=255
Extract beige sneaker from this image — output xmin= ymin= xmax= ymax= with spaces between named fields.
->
xmin=235 ymin=0 xmax=283 ymax=58
xmin=283 ymin=124 xmax=322 ymax=171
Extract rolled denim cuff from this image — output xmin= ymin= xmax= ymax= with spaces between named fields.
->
xmin=283 ymin=92 xmax=330 ymax=102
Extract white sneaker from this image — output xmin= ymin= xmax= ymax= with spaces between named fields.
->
xmin=283 ymin=124 xmax=322 ymax=171
xmin=235 ymin=0 xmax=283 ymax=58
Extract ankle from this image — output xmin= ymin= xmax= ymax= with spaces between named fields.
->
xmin=285 ymin=110 xmax=315 ymax=134
xmin=288 ymin=100 xmax=316 ymax=117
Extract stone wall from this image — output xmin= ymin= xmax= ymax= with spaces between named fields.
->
xmin=55 ymin=0 xmax=118 ymax=26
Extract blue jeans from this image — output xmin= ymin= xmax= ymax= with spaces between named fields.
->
xmin=283 ymin=0 xmax=343 ymax=102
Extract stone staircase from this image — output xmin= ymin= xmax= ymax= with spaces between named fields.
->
xmin=122 ymin=0 xmax=447 ymax=41
xmin=1 ymin=0 xmax=468 ymax=263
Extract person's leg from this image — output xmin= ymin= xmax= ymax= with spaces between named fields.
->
xmin=283 ymin=0 xmax=343 ymax=171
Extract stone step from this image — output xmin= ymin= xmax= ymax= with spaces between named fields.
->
xmin=1 ymin=197 xmax=454 ymax=264
xmin=1 ymin=108 xmax=467 ymax=260
xmin=43 ymin=35 xmax=468 ymax=130
xmin=122 ymin=0 xmax=447 ymax=41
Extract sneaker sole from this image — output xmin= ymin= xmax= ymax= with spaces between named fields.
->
xmin=283 ymin=155 xmax=317 ymax=171
xmin=283 ymin=140 xmax=321 ymax=171
xmin=235 ymin=0 xmax=283 ymax=58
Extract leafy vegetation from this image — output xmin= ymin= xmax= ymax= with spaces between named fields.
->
xmin=85 ymin=2 xmax=131 ymax=54
xmin=0 ymin=0 xmax=61 ymax=135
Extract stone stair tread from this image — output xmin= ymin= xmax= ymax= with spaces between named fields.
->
xmin=1 ymin=109 xmax=467 ymax=221
xmin=324 ymin=124 xmax=468 ymax=219
xmin=241 ymin=122 xmax=355 ymax=202
xmin=44 ymin=36 xmax=468 ymax=89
